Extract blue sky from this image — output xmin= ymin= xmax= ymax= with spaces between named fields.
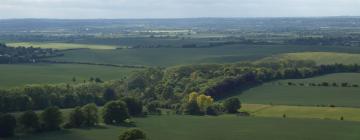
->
xmin=0 ymin=0 xmax=359 ymax=19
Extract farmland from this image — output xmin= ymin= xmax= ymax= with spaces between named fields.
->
xmin=8 ymin=42 xmax=118 ymax=50
xmin=0 ymin=64 xmax=139 ymax=88
xmin=234 ymin=73 xmax=360 ymax=107
xmin=7 ymin=115 xmax=360 ymax=140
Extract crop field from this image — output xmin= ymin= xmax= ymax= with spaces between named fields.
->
xmin=8 ymin=42 xmax=118 ymax=50
xmin=242 ymin=104 xmax=360 ymax=122
xmin=46 ymin=45 xmax=360 ymax=66
xmin=8 ymin=115 xmax=360 ymax=140
xmin=233 ymin=73 xmax=360 ymax=107
xmin=260 ymin=52 xmax=360 ymax=65
xmin=0 ymin=64 xmax=139 ymax=88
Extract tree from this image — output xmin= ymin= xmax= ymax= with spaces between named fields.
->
xmin=41 ymin=106 xmax=63 ymax=131
xmin=123 ymin=97 xmax=143 ymax=116
xmin=206 ymin=106 xmax=218 ymax=116
xmin=196 ymin=94 xmax=213 ymax=112
xmin=67 ymin=107 xmax=85 ymax=128
xmin=0 ymin=114 xmax=17 ymax=137
xmin=19 ymin=110 xmax=40 ymax=132
xmin=103 ymin=101 xmax=129 ymax=124
xmin=103 ymin=88 xmax=117 ymax=102
xmin=119 ymin=128 xmax=147 ymax=140
xmin=224 ymin=98 xmax=241 ymax=114
xmin=82 ymin=103 xmax=99 ymax=127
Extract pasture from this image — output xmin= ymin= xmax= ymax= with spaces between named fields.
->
xmin=8 ymin=115 xmax=360 ymax=140
xmin=7 ymin=42 xmax=118 ymax=50
xmin=242 ymin=104 xmax=360 ymax=122
xmin=233 ymin=73 xmax=360 ymax=107
xmin=0 ymin=64 xmax=139 ymax=88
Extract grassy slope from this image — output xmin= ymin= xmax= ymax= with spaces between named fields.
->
xmin=8 ymin=115 xmax=360 ymax=140
xmin=8 ymin=42 xmax=117 ymax=50
xmin=242 ymin=104 xmax=360 ymax=122
xmin=0 ymin=64 xmax=139 ymax=88
xmin=47 ymin=45 xmax=360 ymax=66
xmin=233 ymin=73 xmax=360 ymax=107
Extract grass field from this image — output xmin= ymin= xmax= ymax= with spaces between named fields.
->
xmin=242 ymin=104 xmax=360 ymax=122
xmin=8 ymin=42 xmax=118 ymax=50
xmin=233 ymin=73 xmax=360 ymax=107
xmin=8 ymin=115 xmax=360 ymax=140
xmin=0 ymin=64 xmax=139 ymax=88
xmin=260 ymin=52 xmax=360 ymax=65
xmin=46 ymin=45 xmax=360 ymax=66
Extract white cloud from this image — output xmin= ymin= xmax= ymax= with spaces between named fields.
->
xmin=0 ymin=0 xmax=359 ymax=18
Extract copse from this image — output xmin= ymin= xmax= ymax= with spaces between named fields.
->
xmin=82 ymin=103 xmax=99 ymax=127
xmin=0 ymin=113 xmax=17 ymax=137
xmin=41 ymin=106 xmax=63 ymax=131
xmin=103 ymin=100 xmax=130 ymax=124
xmin=119 ymin=128 xmax=147 ymax=140
xmin=19 ymin=110 xmax=40 ymax=132
xmin=66 ymin=107 xmax=86 ymax=128
xmin=224 ymin=98 xmax=241 ymax=114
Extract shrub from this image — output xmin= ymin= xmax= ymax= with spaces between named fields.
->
xmin=119 ymin=128 xmax=147 ymax=140
xmin=41 ymin=106 xmax=63 ymax=131
xmin=224 ymin=98 xmax=241 ymax=114
xmin=103 ymin=100 xmax=130 ymax=124
xmin=183 ymin=100 xmax=202 ymax=115
xmin=19 ymin=110 xmax=40 ymax=132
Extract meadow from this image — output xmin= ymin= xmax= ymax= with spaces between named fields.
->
xmin=8 ymin=115 xmax=360 ymax=140
xmin=8 ymin=42 xmax=118 ymax=50
xmin=242 ymin=104 xmax=360 ymax=122
xmin=260 ymin=52 xmax=360 ymax=65
xmin=233 ymin=73 xmax=360 ymax=107
xmin=0 ymin=64 xmax=139 ymax=88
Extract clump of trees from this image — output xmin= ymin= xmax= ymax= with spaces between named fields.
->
xmin=65 ymin=103 xmax=99 ymax=128
xmin=183 ymin=92 xmax=214 ymax=115
xmin=224 ymin=98 xmax=241 ymax=114
xmin=0 ymin=113 xmax=17 ymax=137
xmin=103 ymin=100 xmax=130 ymax=125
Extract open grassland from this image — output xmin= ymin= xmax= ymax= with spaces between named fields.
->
xmin=8 ymin=115 xmax=360 ymax=140
xmin=8 ymin=42 xmax=118 ymax=50
xmin=242 ymin=104 xmax=360 ymax=122
xmin=260 ymin=52 xmax=360 ymax=65
xmin=0 ymin=64 xmax=139 ymax=88
xmin=233 ymin=73 xmax=360 ymax=107
xmin=47 ymin=45 xmax=360 ymax=66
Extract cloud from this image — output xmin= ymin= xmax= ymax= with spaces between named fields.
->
xmin=0 ymin=0 xmax=359 ymax=18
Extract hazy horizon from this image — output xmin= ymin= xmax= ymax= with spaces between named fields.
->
xmin=0 ymin=0 xmax=359 ymax=19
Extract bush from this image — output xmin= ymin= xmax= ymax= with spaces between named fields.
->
xmin=82 ymin=103 xmax=99 ymax=127
xmin=103 ymin=100 xmax=130 ymax=124
xmin=183 ymin=100 xmax=202 ymax=115
xmin=224 ymin=98 xmax=241 ymax=114
xmin=119 ymin=128 xmax=147 ymax=140
xmin=67 ymin=107 xmax=86 ymax=128
xmin=0 ymin=114 xmax=17 ymax=137
xmin=146 ymin=101 xmax=161 ymax=115
xmin=206 ymin=106 xmax=218 ymax=116
xmin=123 ymin=97 xmax=143 ymax=116
xmin=41 ymin=106 xmax=63 ymax=131
xmin=19 ymin=110 xmax=40 ymax=132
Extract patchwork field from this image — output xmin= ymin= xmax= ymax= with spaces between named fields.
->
xmin=0 ymin=64 xmax=139 ymax=88
xmin=233 ymin=73 xmax=360 ymax=107
xmin=242 ymin=104 xmax=360 ymax=122
xmin=8 ymin=115 xmax=360 ymax=140
xmin=8 ymin=42 xmax=118 ymax=50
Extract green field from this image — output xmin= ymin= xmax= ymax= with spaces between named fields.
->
xmin=233 ymin=73 xmax=360 ymax=107
xmin=47 ymin=45 xmax=360 ymax=66
xmin=0 ymin=64 xmax=138 ymax=88
xmin=8 ymin=115 xmax=360 ymax=140
xmin=8 ymin=42 xmax=118 ymax=50
xmin=260 ymin=52 xmax=360 ymax=65
xmin=242 ymin=104 xmax=360 ymax=122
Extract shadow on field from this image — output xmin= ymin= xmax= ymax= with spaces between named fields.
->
xmin=217 ymin=82 xmax=263 ymax=100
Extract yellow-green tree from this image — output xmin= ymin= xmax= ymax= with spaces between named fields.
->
xmin=196 ymin=94 xmax=214 ymax=111
xmin=188 ymin=92 xmax=198 ymax=102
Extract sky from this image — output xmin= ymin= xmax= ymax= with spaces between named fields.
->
xmin=0 ymin=0 xmax=359 ymax=19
